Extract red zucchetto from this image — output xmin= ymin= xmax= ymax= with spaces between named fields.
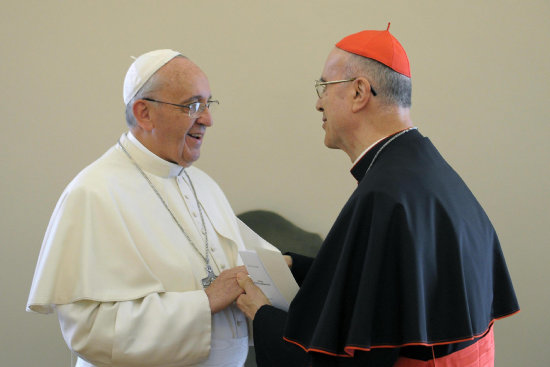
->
xmin=335 ymin=23 xmax=411 ymax=78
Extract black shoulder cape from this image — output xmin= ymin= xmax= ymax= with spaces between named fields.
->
xmin=282 ymin=129 xmax=519 ymax=357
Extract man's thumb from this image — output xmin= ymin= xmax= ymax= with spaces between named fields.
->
xmin=236 ymin=272 xmax=254 ymax=290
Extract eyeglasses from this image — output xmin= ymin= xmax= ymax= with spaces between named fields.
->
xmin=142 ymin=97 xmax=219 ymax=118
xmin=314 ymin=78 xmax=377 ymax=98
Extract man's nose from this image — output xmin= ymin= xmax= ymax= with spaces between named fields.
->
xmin=196 ymin=108 xmax=213 ymax=126
xmin=316 ymin=97 xmax=324 ymax=112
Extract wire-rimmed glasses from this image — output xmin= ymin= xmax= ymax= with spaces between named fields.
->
xmin=142 ymin=97 xmax=219 ymax=118
xmin=314 ymin=78 xmax=377 ymax=98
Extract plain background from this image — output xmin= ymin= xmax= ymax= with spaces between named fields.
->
xmin=1 ymin=1 xmax=548 ymax=366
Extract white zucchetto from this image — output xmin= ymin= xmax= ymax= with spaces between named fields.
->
xmin=123 ymin=49 xmax=182 ymax=105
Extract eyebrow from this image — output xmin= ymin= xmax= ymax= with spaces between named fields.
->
xmin=179 ymin=94 xmax=214 ymax=104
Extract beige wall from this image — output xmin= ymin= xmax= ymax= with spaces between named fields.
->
xmin=1 ymin=0 xmax=548 ymax=365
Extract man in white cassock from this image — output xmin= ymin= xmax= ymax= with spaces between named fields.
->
xmin=27 ymin=50 xmax=251 ymax=367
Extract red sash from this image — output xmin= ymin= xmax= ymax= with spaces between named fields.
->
xmin=393 ymin=327 xmax=495 ymax=367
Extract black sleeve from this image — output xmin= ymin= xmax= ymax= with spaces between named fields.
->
xmin=253 ymin=305 xmax=310 ymax=367
xmin=285 ymin=252 xmax=314 ymax=286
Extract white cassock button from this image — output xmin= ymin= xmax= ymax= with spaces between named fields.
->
xmin=221 ymin=264 xmax=226 ymax=270
xmin=184 ymin=194 xmax=190 ymax=200
xmin=192 ymin=212 xmax=198 ymax=217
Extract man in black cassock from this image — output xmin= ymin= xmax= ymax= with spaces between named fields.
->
xmin=236 ymin=26 xmax=519 ymax=367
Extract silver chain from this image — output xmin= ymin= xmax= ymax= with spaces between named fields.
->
xmin=364 ymin=127 xmax=417 ymax=176
xmin=117 ymin=140 xmax=214 ymax=278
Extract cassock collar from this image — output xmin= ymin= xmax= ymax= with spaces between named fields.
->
xmin=350 ymin=129 xmax=420 ymax=183
xmin=350 ymin=135 xmax=394 ymax=182
xmin=118 ymin=132 xmax=184 ymax=178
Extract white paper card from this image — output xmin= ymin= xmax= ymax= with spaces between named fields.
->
xmin=237 ymin=219 xmax=299 ymax=311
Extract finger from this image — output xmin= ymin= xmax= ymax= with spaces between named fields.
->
xmin=234 ymin=265 xmax=247 ymax=272
xmin=235 ymin=295 xmax=248 ymax=317
xmin=236 ymin=294 xmax=246 ymax=308
xmin=283 ymin=255 xmax=293 ymax=268
xmin=219 ymin=265 xmax=247 ymax=278
xmin=236 ymin=273 xmax=255 ymax=291
xmin=230 ymin=266 xmax=248 ymax=278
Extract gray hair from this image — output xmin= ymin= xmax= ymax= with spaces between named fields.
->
xmin=344 ymin=54 xmax=412 ymax=108
xmin=124 ymin=55 xmax=187 ymax=128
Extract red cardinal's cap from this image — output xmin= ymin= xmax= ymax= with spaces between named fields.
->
xmin=335 ymin=23 xmax=410 ymax=78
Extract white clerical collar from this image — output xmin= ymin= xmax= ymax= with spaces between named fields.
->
xmin=121 ymin=132 xmax=184 ymax=178
xmin=352 ymin=136 xmax=386 ymax=168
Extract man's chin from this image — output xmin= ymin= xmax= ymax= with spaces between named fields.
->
xmin=180 ymin=152 xmax=200 ymax=167
xmin=323 ymin=137 xmax=336 ymax=149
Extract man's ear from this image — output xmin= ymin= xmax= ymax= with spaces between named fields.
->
xmin=351 ymin=77 xmax=373 ymax=113
xmin=132 ymin=100 xmax=154 ymax=131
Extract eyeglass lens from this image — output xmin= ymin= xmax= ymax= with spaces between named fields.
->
xmin=189 ymin=101 xmax=218 ymax=117
xmin=315 ymin=85 xmax=325 ymax=98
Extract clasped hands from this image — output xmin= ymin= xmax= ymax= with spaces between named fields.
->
xmin=205 ymin=255 xmax=292 ymax=319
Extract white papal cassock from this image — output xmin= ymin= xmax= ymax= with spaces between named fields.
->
xmin=27 ymin=132 xmax=251 ymax=366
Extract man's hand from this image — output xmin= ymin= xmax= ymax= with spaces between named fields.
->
xmin=283 ymin=255 xmax=293 ymax=268
xmin=205 ymin=266 xmax=247 ymax=314
xmin=236 ymin=273 xmax=270 ymax=320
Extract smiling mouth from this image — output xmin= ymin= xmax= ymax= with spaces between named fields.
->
xmin=187 ymin=133 xmax=203 ymax=141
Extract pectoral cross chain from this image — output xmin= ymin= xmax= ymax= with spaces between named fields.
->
xmin=201 ymin=264 xmax=217 ymax=288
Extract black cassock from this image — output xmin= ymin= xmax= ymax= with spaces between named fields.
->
xmin=252 ymin=129 xmax=519 ymax=367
